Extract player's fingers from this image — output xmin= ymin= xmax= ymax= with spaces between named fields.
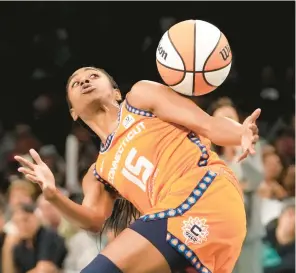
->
xmin=14 ymin=156 xmax=35 ymax=170
xmin=244 ymin=109 xmax=261 ymax=125
xmin=248 ymin=144 xmax=256 ymax=155
xmin=249 ymin=108 xmax=261 ymax=123
xmin=25 ymin=174 xmax=43 ymax=187
xmin=18 ymin=167 xmax=35 ymax=177
xmin=248 ymin=124 xmax=258 ymax=135
xmin=29 ymin=149 xmax=43 ymax=165
xmin=252 ymin=135 xmax=259 ymax=144
xmin=237 ymin=150 xmax=249 ymax=163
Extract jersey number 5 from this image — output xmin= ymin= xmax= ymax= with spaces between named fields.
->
xmin=121 ymin=148 xmax=154 ymax=192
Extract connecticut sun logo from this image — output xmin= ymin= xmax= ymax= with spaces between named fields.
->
xmin=182 ymin=217 xmax=209 ymax=245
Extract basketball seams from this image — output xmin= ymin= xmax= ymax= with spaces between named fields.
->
xmin=167 ymin=31 xmax=186 ymax=86
xmin=204 ymin=62 xmax=232 ymax=87
xmin=156 ymin=59 xmax=185 ymax=86
xmin=157 ymin=59 xmax=184 ymax=72
xmin=157 ymin=60 xmax=233 ymax=74
xmin=202 ymin=31 xmax=222 ymax=71
xmin=202 ymin=31 xmax=222 ymax=87
xmin=202 ymin=61 xmax=232 ymax=73
xmin=192 ymin=21 xmax=196 ymax=95
xmin=157 ymin=20 xmax=232 ymax=95
xmin=202 ymin=76 xmax=216 ymax=87
xmin=159 ymin=29 xmax=231 ymax=74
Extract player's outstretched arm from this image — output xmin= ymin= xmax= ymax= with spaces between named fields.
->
xmin=15 ymin=150 xmax=116 ymax=232
xmin=128 ymin=81 xmax=260 ymax=162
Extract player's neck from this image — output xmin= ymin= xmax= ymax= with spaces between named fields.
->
xmin=84 ymin=102 xmax=120 ymax=144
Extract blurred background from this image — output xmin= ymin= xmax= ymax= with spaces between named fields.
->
xmin=0 ymin=2 xmax=294 ymax=273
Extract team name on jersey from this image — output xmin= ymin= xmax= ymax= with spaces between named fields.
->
xmin=108 ymin=121 xmax=145 ymax=184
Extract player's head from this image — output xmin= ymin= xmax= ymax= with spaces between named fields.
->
xmin=66 ymin=67 xmax=121 ymax=121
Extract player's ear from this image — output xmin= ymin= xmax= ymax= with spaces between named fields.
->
xmin=70 ymin=108 xmax=78 ymax=121
xmin=114 ymin=89 xmax=122 ymax=101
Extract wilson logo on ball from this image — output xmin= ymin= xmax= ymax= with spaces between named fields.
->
xmin=219 ymin=45 xmax=231 ymax=61
xmin=157 ymin=45 xmax=168 ymax=61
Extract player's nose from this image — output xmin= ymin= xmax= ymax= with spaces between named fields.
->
xmin=80 ymin=79 xmax=90 ymax=86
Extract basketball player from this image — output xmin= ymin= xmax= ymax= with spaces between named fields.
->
xmin=15 ymin=67 xmax=261 ymax=273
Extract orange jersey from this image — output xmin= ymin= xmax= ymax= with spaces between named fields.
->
xmin=95 ymin=99 xmax=228 ymax=213
xmin=94 ymin=99 xmax=246 ymax=273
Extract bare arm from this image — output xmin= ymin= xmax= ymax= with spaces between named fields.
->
xmin=128 ymin=81 xmax=260 ymax=160
xmin=15 ymin=150 xmax=116 ymax=233
xmin=49 ymin=164 xmax=116 ymax=232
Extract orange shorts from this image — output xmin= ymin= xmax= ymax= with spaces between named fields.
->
xmin=140 ymin=167 xmax=246 ymax=273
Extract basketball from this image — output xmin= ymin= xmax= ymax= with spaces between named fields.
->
xmin=156 ymin=20 xmax=232 ymax=96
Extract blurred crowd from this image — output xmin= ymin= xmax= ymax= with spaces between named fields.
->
xmin=0 ymin=2 xmax=294 ymax=273
xmin=0 ymin=124 xmax=108 ymax=273
xmin=0 ymin=96 xmax=294 ymax=273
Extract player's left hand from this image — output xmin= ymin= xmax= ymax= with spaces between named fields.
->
xmin=238 ymin=108 xmax=261 ymax=162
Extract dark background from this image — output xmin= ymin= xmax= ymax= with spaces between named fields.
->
xmin=0 ymin=4 xmax=294 ymax=273
xmin=0 ymin=2 xmax=294 ymax=154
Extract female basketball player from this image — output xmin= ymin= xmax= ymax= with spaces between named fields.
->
xmin=15 ymin=67 xmax=261 ymax=273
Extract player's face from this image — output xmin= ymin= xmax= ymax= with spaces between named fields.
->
xmin=67 ymin=68 xmax=118 ymax=120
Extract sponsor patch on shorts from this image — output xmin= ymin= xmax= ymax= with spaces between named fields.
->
xmin=182 ymin=217 xmax=209 ymax=245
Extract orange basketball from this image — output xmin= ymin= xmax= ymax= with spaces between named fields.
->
xmin=156 ymin=20 xmax=232 ymax=96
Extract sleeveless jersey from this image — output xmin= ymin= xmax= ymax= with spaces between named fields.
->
xmin=94 ymin=99 xmax=227 ymax=214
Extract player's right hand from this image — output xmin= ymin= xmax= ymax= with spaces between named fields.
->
xmin=238 ymin=108 xmax=261 ymax=162
xmin=15 ymin=149 xmax=57 ymax=200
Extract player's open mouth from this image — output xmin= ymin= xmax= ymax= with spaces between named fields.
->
xmin=82 ymin=86 xmax=96 ymax=94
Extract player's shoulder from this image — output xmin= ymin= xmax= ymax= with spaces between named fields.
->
xmin=127 ymin=80 xmax=166 ymax=111
xmin=129 ymin=80 xmax=164 ymax=99
xmin=131 ymin=80 xmax=165 ymax=90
